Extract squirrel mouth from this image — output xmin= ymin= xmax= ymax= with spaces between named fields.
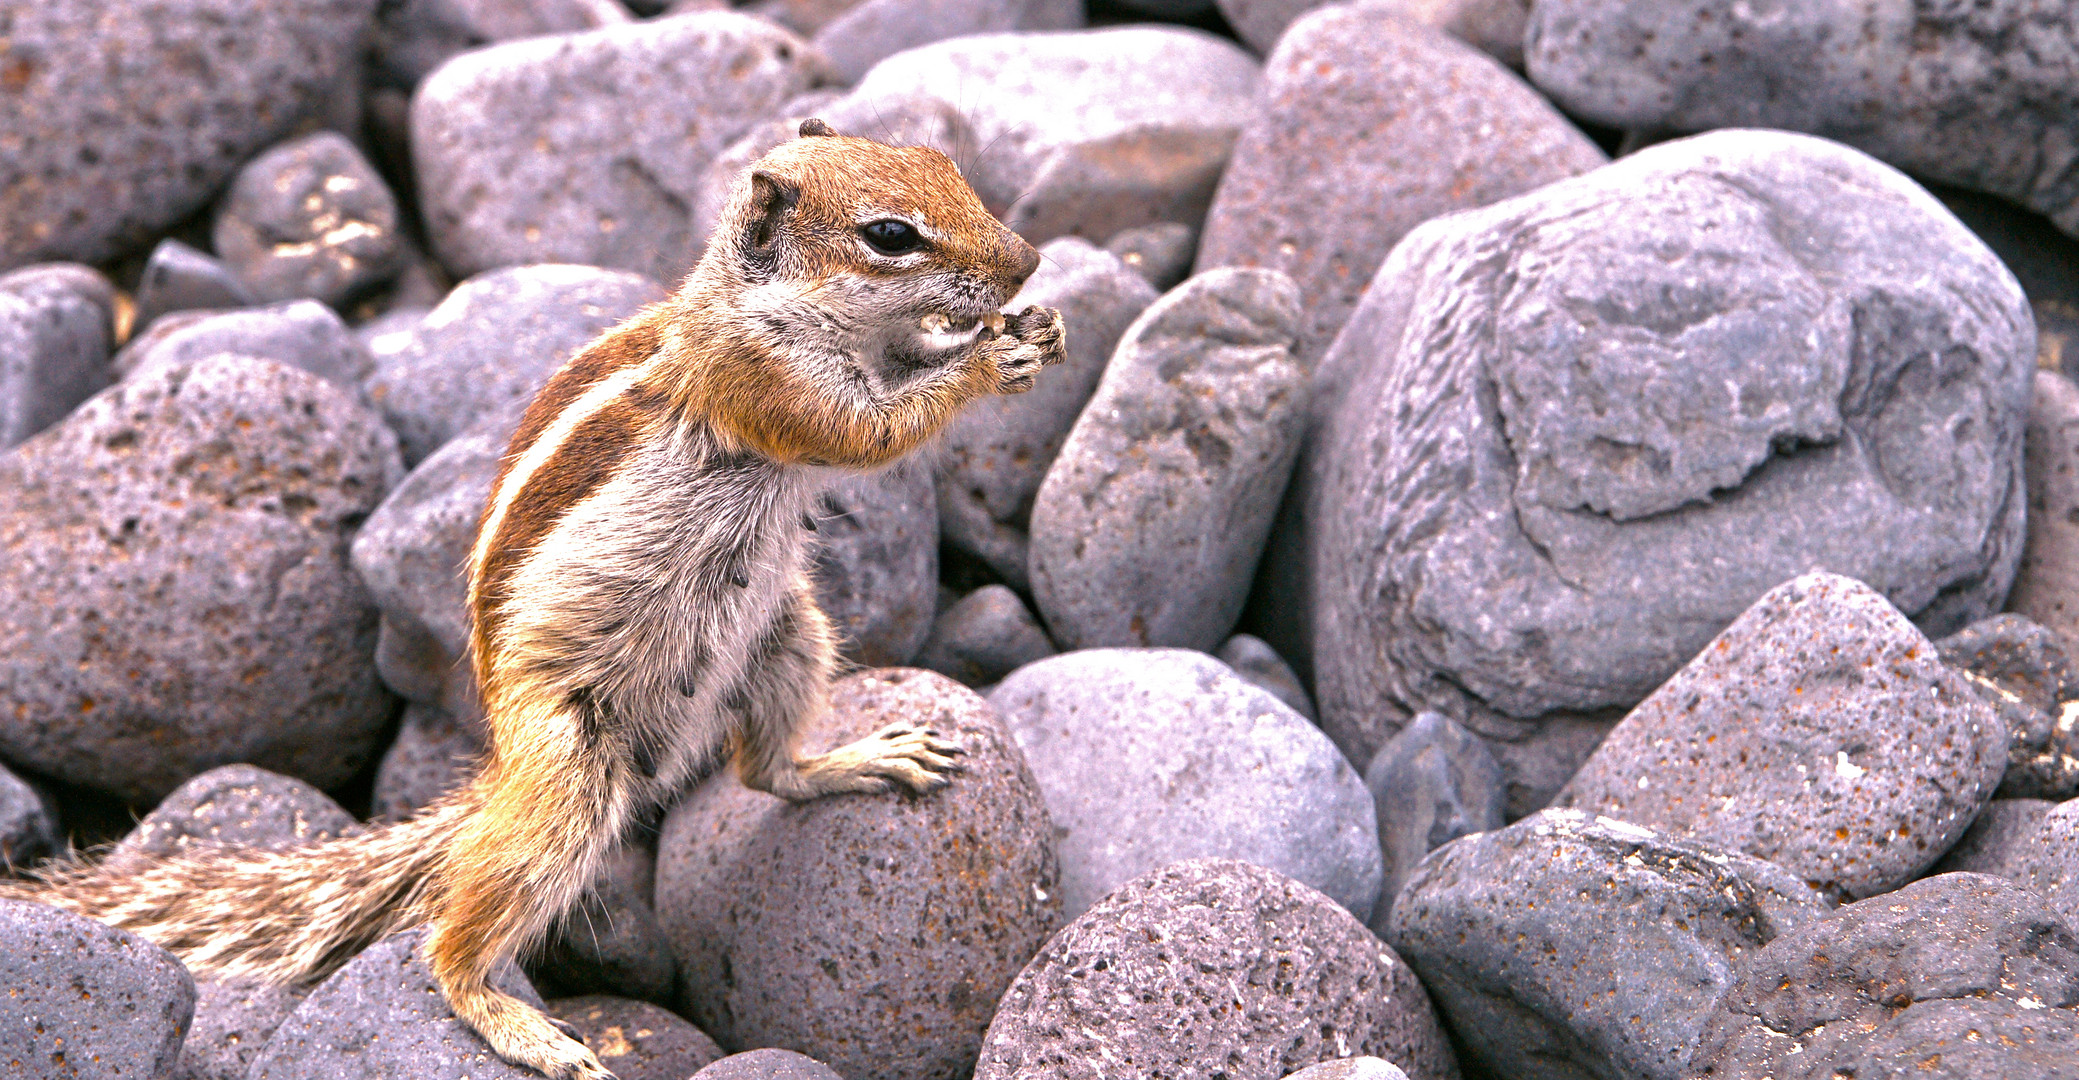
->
xmin=917 ymin=310 xmax=1006 ymax=351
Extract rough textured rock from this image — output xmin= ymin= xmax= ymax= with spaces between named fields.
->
xmin=413 ymin=13 xmax=819 ymax=283
xmin=935 ymin=239 xmax=1158 ymax=589
xmin=657 ymin=670 xmax=1061 ymax=1080
xmin=2011 ymin=370 xmax=2079 ymax=644
xmin=0 ymin=0 xmax=379 ymax=269
xmin=1215 ymin=633 xmax=1314 ymax=721
xmin=1103 ymin=222 xmax=1195 ymax=292
xmin=1691 ymin=873 xmax=2079 ymax=1078
xmin=114 ymin=299 xmax=375 ymax=391
xmin=1937 ymin=613 xmax=2079 ymax=799
xmin=850 ymin=28 xmax=1262 ymax=245
xmin=250 ymin=926 xmax=545 ymax=1079
xmin=692 ymin=1050 xmax=847 ymax=1080
xmin=371 ymin=703 xmax=483 ymax=822
xmin=368 ymin=0 xmax=633 ymax=89
xmin=1198 ymin=6 xmax=1604 ymax=361
xmin=1561 ymin=573 xmax=2009 ymax=900
xmin=1304 ymin=130 xmax=2037 ymax=812
xmin=809 ymin=464 xmax=937 ymax=668
xmin=0 ymin=262 xmax=115 ymax=450
xmin=1030 ymin=268 xmax=1306 ymax=652
xmin=179 ymin=980 xmax=309 ymax=1080
xmin=0 ymin=898 xmax=197 ymax=1080
xmin=1932 ymin=798 xmax=2057 ymax=878
xmin=0 ymin=763 xmax=58 ymax=873
xmin=1526 ymin=0 xmax=2079 ymax=237
xmin=534 ymin=844 xmax=677 ymax=1008
xmin=362 ymin=264 xmax=662 ymax=464
xmin=913 ymin=585 xmax=1057 ymax=689
xmin=1364 ymin=712 xmax=1505 ymax=932
xmin=0 ymin=354 xmax=402 ymax=801
xmin=976 ymin=859 xmax=1458 ymax=1080
xmin=1283 ymin=1060 xmax=1411 ymax=1080
xmin=2019 ymin=800 xmax=2079 ymax=928
xmin=1388 ymin=810 xmax=1832 ymax=1080
xmin=546 ymin=996 xmax=723 ymax=1080
xmin=133 ymin=240 xmax=256 ymax=332
xmin=116 ymin=764 xmax=357 ymax=863
xmin=989 ymin=648 xmax=1381 ymax=921
xmin=1217 ymin=0 xmax=1530 ymax=60
xmin=213 ymin=132 xmax=405 ymax=307
xmin=811 ymin=0 xmax=1082 ymax=85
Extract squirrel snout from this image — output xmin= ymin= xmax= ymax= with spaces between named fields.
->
xmin=1004 ymin=235 xmax=1041 ymax=292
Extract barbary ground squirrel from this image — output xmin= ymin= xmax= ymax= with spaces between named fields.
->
xmin=2 ymin=120 xmax=1067 ymax=1080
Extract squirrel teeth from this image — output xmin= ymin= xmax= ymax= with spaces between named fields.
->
xmin=917 ymin=311 xmax=988 ymax=351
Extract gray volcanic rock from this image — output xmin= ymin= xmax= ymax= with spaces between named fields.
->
xmin=809 ymin=463 xmax=937 ymax=668
xmin=0 ymin=262 xmax=115 ymax=450
xmin=1216 ymin=0 xmax=1530 ymax=60
xmin=1525 ymin=0 xmax=2079 ymax=237
xmin=1029 ymin=268 xmax=1306 ymax=652
xmin=213 ymin=132 xmax=406 ymax=308
xmin=1198 ymin=7 xmax=1603 ymax=361
xmin=0 ymin=763 xmax=58 ymax=871
xmin=1215 ymin=633 xmax=1314 ymax=721
xmin=363 ymin=264 xmax=662 ymax=464
xmin=811 ymin=0 xmax=1082 ymax=85
xmin=250 ymin=926 xmax=546 ymax=1080
xmin=133 ymin=240 xmax=256 ymax=331
xmin=1937 ymin=613 xmax=2079 ymax=799
xmin=115 ymin=300 xmax=375 ymax=391
xmin=116 ymin=764 xmax=357 ymax=863
xmin=1304 ymin=130 xmax=2036 ymax=811
xmin=693 ymin=1050 xmax=847 ymax=1080
xmin=1283 ymin=1060 xmax=1411 ymax=1080
xmin=412 ymin=13 xmax=818 ymax=283
xmin=657 ymin=670 xmax=1061 ymax=1080
xmin=180 ymin=979 xmax=309 ymax=1080
xmin=1560 ymin=573 xmax=2009 ymax=901
xmin=850 ymin=28 xmax=1262 ymax=245
xmin=913 ymin=585 xmax=1057 ymax=689
xmin=1364 ymin=712 xmax=1505 ymax=932
xmin=975 ymin=859 xmax=1458 ymax=1080
xmin=1103 ymin=222 xmax=1196 ymax=292
xmin=1690 ymin=873 xmax=2079 ymax=1078
xmin=0 ymin=354 xmax=402 ymax=802
xmin=546 ymin=996 xmax=723 ymax=1080
xmin=988 ymin=648 xmax=1382 ymax=921
xmin=369 ymin=0 xmax=633 ymax=89
xmin=2021 ymin=800 xmax=2079 ymax=928
xmin=0 ymin=899 xmax=197 ymax=1080
xmin=1388 ymin=810 xmax=1832 ymax=1080
xmin=1932 ymin=798 xmax=2057 ymax=878
xmin=935 ymin=239 xmax=1157 ymax=589
xmin=535 ymin=845 xmax=676 ymax=1008
xmin=0 ymin=0 xmax=379 ymax=269
xmin=371 ymin=704 xmax=483 ymax=822
xmin=2010 ymin=370 xmax=2079 ymax=644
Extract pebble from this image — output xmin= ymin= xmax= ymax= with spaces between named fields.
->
xmin=0 ymin=764 xmax=58 ymax=872
xmin=132 ymin=240 xmax=256 ymax=332
xmin=1526 ymin=0 xmax=2079 ymax=237
xmin=1214 ymin=633 xmax=1315 ymax=722
xmin=1690 ymin=873 xmax=2079 ymax=1078
xmin=935 ymin=239 xmax=1157 ymax=589
xmin=1936 ymin=613 xmax=2079 ymax=799
xmin=976 ymin=858 xmax=1458 ymax=1080
xmin=1303 ymin=130 xmax=2035 ymax=810
xmin=656 ymin=670 xmax=1062 ymax=1080
xmin=212 ymin=132 xmax=405 ymax=308
xmin=114 ymin=764 xmax=357 ymax=864
xmin=811 ymin=0 xmax=1083 ymax=85
xmin=0 ymin=0 xmax=378 ymax=268
xmin=1220 ymin=0 xmax=1530 ymax=64
xmin=1559 ymin=573 xmax=2010 ymax=901
xmin=1030 ymin=268 xmax=1306 ymax=651
xmin=180 ymin=979 xmax=309 ymax=1080
xmin=912 ymin=585 xmax=1057 ymax=689
xmin=1943 ymin=799 xmax=2079 ymax=931
xmin=114 ymin=299 xmax=375 ymax=392
xmin=371 ymin=703 xmax=484 ymax=822
xmin=2009 ymin=370 xmax=2079 ymax=645
xmin=368 ymin=0 xmax=633 ymax=89
xmin=363 ymin=264 xmax=663 ymax=464
xmin=809 ymin=463 xmax=938 ymax=668
xmin=545 ymin=995 xmax=722 ymax=1080
xmin=0 ymin=354 xmax=401 ymax=802
xmin=1932 ymin=798 xmax=2057 ymax=879
xmin=0 ymin=262 xmax=115 ymax=450
xmin=988 ymin=648 xmax=1382 ymax=921
xmin=1363 ymin=712 xmax=1505 ymax=931
xmin=693 ymin=1050 xmax=847 ymax=1080
xmin=850 ymin=27 xmax=1262 ymax=244
xmin=1388 ymin=809 xmax=1832 ymax=1080
xmin=412 ymin=13 xmax=819 ymax=283
xmin=1102 ymin=222 xmax=1196 ymax=292
xmin=0 ymin=899 xmax=197 ymax=1080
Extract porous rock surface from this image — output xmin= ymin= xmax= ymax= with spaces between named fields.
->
xmin=115 ymin=299 xmax=375 ymax=391
xmin=913 ymin=585 xmax=1057 ymax=689
xmin=212 ymin=131 xmax=405 ymax=307
xmin=0 ymin=898 xmax=197 ymax=1080
xmin=114 ymin=763 xmax=357 ymax=863
xmin=1937 ymin=612 xmax=2079 ymax=799
xmin=545 ymin=995 xmax=724 ymax=1080
xmin=1363 ymin=711 xmax=1506 ymax=932
xmin=0 ymin=262 xmax=115 ymax=451
xmin=2011 ymin=370 xmax=2079 ymax=644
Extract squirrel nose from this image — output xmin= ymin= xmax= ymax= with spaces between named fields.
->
xmin=1007 ymin=235 xmax=1041 ymax=285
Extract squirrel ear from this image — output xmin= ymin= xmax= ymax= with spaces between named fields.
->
xmin=798 ymin=118 xmax=836 ymax=137
xmin=747 ymin=169 xmax=800 ymax=249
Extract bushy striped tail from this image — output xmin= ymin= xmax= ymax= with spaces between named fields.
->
xmin=0 ymin=792 xmax=475 ymax=985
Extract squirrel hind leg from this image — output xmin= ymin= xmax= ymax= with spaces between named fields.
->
xmin=444 ymin=982 xmax=617 ymax=1080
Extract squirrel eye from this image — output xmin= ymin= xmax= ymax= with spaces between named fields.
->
xmin=860 ymin=219 xmax=923 ymax=255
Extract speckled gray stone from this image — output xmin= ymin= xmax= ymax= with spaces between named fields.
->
xmin=114 ymin=299 xmax=375 ymax=391
xmin=368 ymin=0 xmax=633 ymax=89
xmin=935 ymin=239 xmax=1157 ymax=590
xmin=1526 ymin=0 xmax=2079 ymax=237
xmin=133 ymin=240 xmax=256 ymax=332
xmin=0 ymin=0 xmax=379 ymax=269
xmin=1560 ymin=573 xmax=2010 ymax=901
xmin=1364 ymin=712 xmax=1505 ymax=932
xmin=989 ymin=648 xmax=1382 ymax=921
xmin=1283 ymin=1059 xmax=1412 ymax=1080
xmin=0 ymin=763 xmax=58 ymax=872
xmin=371 ymin=703 xmax=484 ymax=822
xmin=412 ymin=13 xmax=818 ymax=283
xmin=1388 ymin=810 xmax=1832 ymax=1080
xmin=1215 ymin=634 xmax=1314 ymax=721
xmin=657 ymin=670 xmax=1061 ymax=1080
xmin=545 ymin=996 xmax=722 ymax=1080
xmin=1690 ymin=873 xmax=2079 ymax=1078
xmin=976 ymin=858 xmax=1458 ymax=1080
xmin=213 ymin=132 xmax=405 ymax=308
xmin=1103 ymin=222 xmax=1196 ymax=292
xmin=811 ymin=0 xmax=1082 ymax=85
xmin=1937 ymin=613 xmax=2079 ymax=799
xmin=913 ymin=585 xmax=1056 ymax=689
xmin=1197 ymin=7 xmax=1603 ymax=361
xmin=2010 ymin=371 xmax=2079 ymax=644
xmin=1932 ymin=798 xmax=2057 ymax=879
xmin=115 ymin=764 xmax=357 ymax=864
xmin=692 ymin=1050 xmax=846 ymax=1080
xmin=250 ymin=926 xmax=545 ymax=1080
xmin=1030 ymin=268 xmax=1306 ymax=651
xmin=0 ymin=262 xmax=114 ymax=450
xmin=363 ymin=264 xmax=662 ymax=464
xmin=179 ymin=979 xmax=309 ymax=1080
xmin=809 ymin=464 xmax=937 ymax=668
xmin=0 ymin=899 xmax=197 ymax=1080
xmin=1303 ymin=131 xmax=2037 ymax=812
xmin=0 ymin=354 xmax=401 ymax=802
xmin=850 ymin=28 xmax=1262 ymax=244
xmin=1218 ymin=0 xmax=1529 ymax=63
xmin=1957 ymin=799 xmax=2079 ymax=931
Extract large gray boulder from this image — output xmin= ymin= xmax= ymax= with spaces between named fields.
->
xmin=0 ymin=263 xmax=115 ymax=449
xmin=810 ymin=0 xmax=1082 ymax=85
xmin=212 ymin=132 xmax=406 ymax=308
xmin=1525 ymin=0 xmax=2079 ymax=237
xmin=0 ymin=899 xmax=197 ymax=1080
xmin=1215 ymin=0 xmax=1530 ymax=62
xmin=114 ymin=299 xmax=374 ymax=391
xmin=1303 ymin=129 xmax=2036 ymax=812
xmin=114 ymin=764 xmax=357 ymax=864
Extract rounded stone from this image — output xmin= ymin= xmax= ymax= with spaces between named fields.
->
xmin=1936 ymin=612 xmax=2079 ymax=800
xmin=692 ymin=1050 xmax=847 ymax=1080
xmin=114 ymin=763 xmax=357 ymax=864
xmin=371 ymin=703 xmax=484 ymax=823
xmin=1363 ymin=711 xmax=1505 ymax=932
xmin=0 ymin=898 xmax=197 ymax=1080
xmin=546 ymin=995 xmax=723 ymax=1080
xmin=0 ymin=763 xmax=58 ymax=871
xmin=1216 ymin=633 xmax=1315 ymax=721
xmin=656 ymin=669 xmax=1062 ymax=1080
xmin=913 ymin=585 xmax=1056 ymax=689
xmin=809 ymin=462 xmax=938 ymax=669
xmin=132 ymin=239 xmax=255 ymax=332
xmin=809 ymin=0 xmax=1082 ymax=85
xmin=181 ymin=979 xmax=309 ymax=1080
xmin=2009 ymin=370 xmax=2079 ymax=644
xmin=114 ymin=299 xmax=375 ymax=392
xmin=213 ymin=132 xmax=406 ymax=308
xmin=0 ymin=262 xmax=114 ymax=450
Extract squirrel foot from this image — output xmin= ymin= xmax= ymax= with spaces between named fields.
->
xmin=456 ymin=985 xmax=618 ymax=1080
xmin=794 ymin=722 xmax=968 ymax=796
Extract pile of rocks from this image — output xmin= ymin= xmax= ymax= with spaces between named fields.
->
xmin=5 ymin=0 xmax=2079 ymax=1077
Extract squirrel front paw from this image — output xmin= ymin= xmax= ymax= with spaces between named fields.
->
xmin=984 ymin=305 xmax=1067 ymax=394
